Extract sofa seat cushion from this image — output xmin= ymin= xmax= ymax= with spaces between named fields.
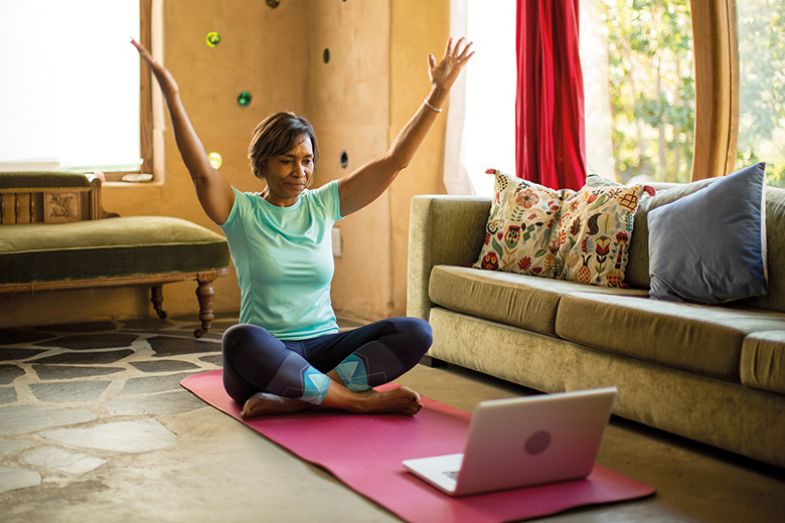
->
xmin=741 ymin=331 xmax=785 ymax=394
xmin=429 ymin=266 xmax=647 ymax=336
xmin=0 ymin=216 xmax=230 ymax=283
xmin=555 ymin=292 xmax=785 ymax=380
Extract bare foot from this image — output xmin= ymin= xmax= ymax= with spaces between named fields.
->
xmin=241 ymin=392 xmax=310 ymax=418
xmin=354 ymin=386 xmax=423 ymax=416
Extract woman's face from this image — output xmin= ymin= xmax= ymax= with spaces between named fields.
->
xmin=262 ymin=134 xmax=314 ymax=207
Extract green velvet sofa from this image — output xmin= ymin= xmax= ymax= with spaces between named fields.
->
xmin=408 ymin=182 xmax=785 ymax=468
xmin=0 ymin=172 xmax=230 ymax=336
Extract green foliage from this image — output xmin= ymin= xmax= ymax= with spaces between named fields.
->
xmin=599 ymin=0 xmax=785 ymax=187
xmin=736 ymin=0 xmax=785 ymax=187
xmin=600 ymin=0 xmax=694 ymax=184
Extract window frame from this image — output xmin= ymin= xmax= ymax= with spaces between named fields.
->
xmin=139 ymin=0 xmax=154 ymax=177
xmin=690 ymin=0 xmax=739 ymax=181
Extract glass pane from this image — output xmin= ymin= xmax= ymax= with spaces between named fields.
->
xmin=736 ymin=1 xmax=785 ymax=188
xmin=0 ymin=0 xmax=140 ymax=172
xmin=581 ymin=0 xmax=695 ymax=184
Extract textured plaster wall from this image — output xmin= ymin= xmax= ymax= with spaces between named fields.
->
xmin=107 ymin=0 xmax=311 ymax=317
xmin=311 ymin=0 xmax=450 ymax=320
xmin=306 ymin=0 xmax=393 ymax=320
xmin=0 ymin=0 xmax=450 ymax=328
xmin=388 ymin=0 xmax=450 ymax=316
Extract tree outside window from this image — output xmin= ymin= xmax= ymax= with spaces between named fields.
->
xmin=582 ymin=0 xmax=695 ymax=184
xmin=736 ymin=0 xmax=785 ymax=188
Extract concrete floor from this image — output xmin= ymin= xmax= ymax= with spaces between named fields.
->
xmin=1 ymin=315 xmax=784 ymax=522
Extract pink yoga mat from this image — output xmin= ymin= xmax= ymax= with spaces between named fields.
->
xmin=181 ymin=370 xmax=654 ymax=523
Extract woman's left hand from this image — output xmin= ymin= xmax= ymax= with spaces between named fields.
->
xmin=428 ymin=37 xmax=474 ymax=92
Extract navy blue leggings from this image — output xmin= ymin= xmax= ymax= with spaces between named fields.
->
xmin=221 ymin=317 xmax=433 ymax=405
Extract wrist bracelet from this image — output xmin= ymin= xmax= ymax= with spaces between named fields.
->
xmin=423 ymin=99 xmax=443 ymax=113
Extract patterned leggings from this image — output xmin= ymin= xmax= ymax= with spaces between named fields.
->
xmin=221 ymin=317 xmax=433 ymax=405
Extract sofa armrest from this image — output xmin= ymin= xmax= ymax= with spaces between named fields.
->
xmin=407 ymin=195 xmax=491 ymax=320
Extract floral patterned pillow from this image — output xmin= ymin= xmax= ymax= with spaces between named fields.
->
xmin=473 ymin=169 xmax=575 ymax=278
xmin=555 ymin=181 xmax=655 ymax=287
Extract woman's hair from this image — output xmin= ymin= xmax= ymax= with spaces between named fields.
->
xmin=248 ymin=112 xmax=319 ymax=181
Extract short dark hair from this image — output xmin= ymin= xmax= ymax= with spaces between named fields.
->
xmin=248 ymin=112 xmax=319 ymax=180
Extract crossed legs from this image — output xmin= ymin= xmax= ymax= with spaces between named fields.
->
xmin=221 ymin=318 xmax=433 ymax=417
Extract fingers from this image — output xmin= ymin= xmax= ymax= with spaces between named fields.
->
xmin=442 ymin=37 xmax=473 ymax=64
xmin=130 ymin=38 xmax=154 ymax=63
xmin=428 ymin=53 xmax=436 ymax=69
xmin=444 ymin=37 xmax=453 ymax=58
xmin=451 ymin=37 xmax=466 ymax=59
xmin=130 ymin=37 xmax=144 ymax=53
xmin=457 ymin=41 xmax=473 ymax=62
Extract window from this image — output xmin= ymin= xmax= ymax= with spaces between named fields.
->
xmin=454 ymin=1 xmax=777 ymax=191
xmin=0 ymin=0 xmax=151 ymax=178
xmin=581 ymin=0 xmax=695 ymax=184
xmin=460 ymin=0 xmax=517 ymax=196
xmin=736 ymin=0 xmax=785 ymax=188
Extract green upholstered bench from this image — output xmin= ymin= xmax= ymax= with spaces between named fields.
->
xmin=0 ymin=172 xmax=231 ymax=337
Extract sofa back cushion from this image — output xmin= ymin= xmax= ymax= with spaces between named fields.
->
xmin=588 ymin=175 xmax=785 ymax=314
xmin=743 ymin=187 xmax=785 ymax=313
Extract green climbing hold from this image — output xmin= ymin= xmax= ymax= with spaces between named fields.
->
xmin=237 ymin=91 xmax=252 ymax=107
xmin=205 ymin=31 xmax=221 ymax=48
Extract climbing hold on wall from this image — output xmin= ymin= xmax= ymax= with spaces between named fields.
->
xmin=323 ymin=48 xmax=330 ymax=64
xmin=340 ymin=151 xmax=349 ymax=169
xmin=237 ymin=91 xmax=252 ymax=107
xmin=205 ymin=31 xmax=221 ymax=47
xmin=208 ymin=152 xmax=223 ymax=170
xmin=266 ymin=0 xmax=280 ymax=8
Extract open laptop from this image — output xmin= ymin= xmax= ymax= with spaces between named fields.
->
xmin=402 ymin=387 xmax=617 ymax=496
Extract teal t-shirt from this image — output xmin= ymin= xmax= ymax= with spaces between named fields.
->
xmin=220 ymin=180 xmax=343 ymax=340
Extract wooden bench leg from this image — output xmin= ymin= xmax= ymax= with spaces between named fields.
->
xmin=194 ymin=277 xmax=216 ymax=338
xmin=150 ymin=285 xmax=167 ymax=319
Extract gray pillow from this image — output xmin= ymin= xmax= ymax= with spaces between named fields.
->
xmin=647 ymin=163 xmax=768 ymax=304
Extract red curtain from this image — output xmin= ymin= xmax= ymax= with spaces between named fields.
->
xmin=516 ymin=0 xmax=586 ymax=190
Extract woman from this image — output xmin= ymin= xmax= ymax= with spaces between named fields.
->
xmin=132 ymin=37 xmax=472 ymax=418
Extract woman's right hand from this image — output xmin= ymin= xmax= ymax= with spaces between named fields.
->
xmin=131 ymin=38 xmax=179 ymax=97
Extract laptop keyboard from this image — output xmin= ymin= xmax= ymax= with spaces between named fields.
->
xmin=442 ymin=470 xmax=459 ymax=481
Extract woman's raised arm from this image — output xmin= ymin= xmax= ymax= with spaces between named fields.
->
xmin=131 ymin=39 xmax=234 ymax=225
xmin=337 ymin=37 xmax=473 ymax=217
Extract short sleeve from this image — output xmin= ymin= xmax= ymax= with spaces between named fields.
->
xmin=219 ymin=187 xmax=251 ymax=233
xmin=311 ymin=180 xmax=343 ymax=222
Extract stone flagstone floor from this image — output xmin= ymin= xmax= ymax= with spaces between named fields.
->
xmin=0 ymin=315 xmax=247 ymax=495
xmin=2 ymin=315 xmax=785 ymax=522
xmin=1 ymin=313 xmax=366 ymax=500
